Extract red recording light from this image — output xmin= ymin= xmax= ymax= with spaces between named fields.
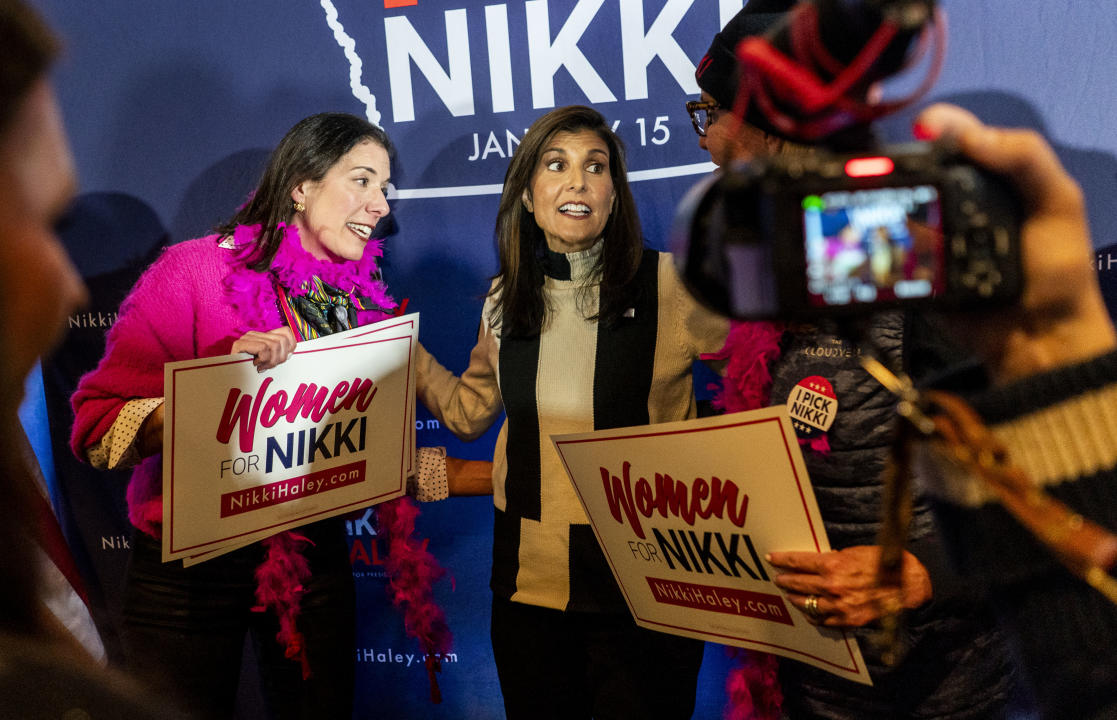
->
xmin=844 ymin=157 xmax=895 ymax=178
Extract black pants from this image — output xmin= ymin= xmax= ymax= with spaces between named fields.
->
xmin=491 ymin=596 xmax=704 ymax=720
xmin=122 ymin=519 xmax=355 ymax=720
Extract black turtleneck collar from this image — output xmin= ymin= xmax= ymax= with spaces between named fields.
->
xmin=541 ymin=246 xmax=572 ymax=280
xmin=539 ymin=240 xmax=603 ymax=283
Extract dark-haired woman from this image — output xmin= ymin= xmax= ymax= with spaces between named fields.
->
xmin=417 ymin=105 xmax=729 ymax=719
xmin=70 ymin=112 xmax=400 ymax=719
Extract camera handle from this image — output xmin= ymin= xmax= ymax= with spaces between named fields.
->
xmin=859 ymin=353 xmax=1117 ymax=662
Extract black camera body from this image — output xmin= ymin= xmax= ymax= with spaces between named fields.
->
xmin=672 ymin=142 xmax=1022 ymax=319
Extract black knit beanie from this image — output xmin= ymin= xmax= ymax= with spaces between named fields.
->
xmin=695 ymin=0 xmax=796 ymax=109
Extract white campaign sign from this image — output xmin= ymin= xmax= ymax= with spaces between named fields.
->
xmin=552 ymin=406 xmax=871 ymax=685
xmin=163 ymin=314 xmax=419 ymax=563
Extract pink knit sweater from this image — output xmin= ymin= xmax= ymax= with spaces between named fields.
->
xmin=70 ymin=229 xmax=393 ymax=458
xmin=71 ymin=235 xmax=246 ymax=457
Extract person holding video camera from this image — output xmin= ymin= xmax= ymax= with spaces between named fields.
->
xmin=687 ymin=2 xmax=1018 ymax=717
xmin=909 ymin=102 xmax=1117 ymax=720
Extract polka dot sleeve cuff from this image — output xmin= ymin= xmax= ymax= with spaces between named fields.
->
xmin=85 ymin=397 xmax=165 ymax=469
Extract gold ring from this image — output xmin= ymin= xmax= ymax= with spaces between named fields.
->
xmin=804 ymin=594 xmax=821 ymax=619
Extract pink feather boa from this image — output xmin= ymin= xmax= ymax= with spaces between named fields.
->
xmin=254 ymin=532 xmax=315 ymax=679
xmin=377 ymin=497 xmax=453 ymax=702
xmin=127 ymin=223 xmax=452 ymax=691
xmin=724 ymin=648 xmax=783 ymax=720
xmin=223 ymin=222 xmax=395 ymax=335
xmin=703 ymin=321 xmax=784 ymax=415
xmin=705 ymin=320 xmax=787 ymax=720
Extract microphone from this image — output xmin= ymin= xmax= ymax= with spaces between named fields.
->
xmin=733 ymin=0 xmax=941 ymax=148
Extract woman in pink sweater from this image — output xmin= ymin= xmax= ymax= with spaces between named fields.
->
xmin=70 ymin=113 xmax=412 ymax=719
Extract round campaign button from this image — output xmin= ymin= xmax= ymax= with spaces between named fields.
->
xmin=786 ymin=376 xmax=837 ymax=440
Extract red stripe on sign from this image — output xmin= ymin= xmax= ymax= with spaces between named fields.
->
xmin=645 ymin=576 xmax=794 ymax=626
xmin=220 ymin=460 xmax=366 ymax=517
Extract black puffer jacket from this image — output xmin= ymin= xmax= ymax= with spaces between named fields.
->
xmin=769 ymin=312 xmax=1017 ymax=719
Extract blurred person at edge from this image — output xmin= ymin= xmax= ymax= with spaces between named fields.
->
xmin=415 ymin=104 xmax=731 ymax=720
xmin=69 ymin=110 xmax=406 ymax=720
xmin=686 ymin=1 xmax=1016 ymax=718
xmin=0 ymin=1 xmax=186 ymax=717
xmin=911 ymin=103 xmax=1117 ymax=720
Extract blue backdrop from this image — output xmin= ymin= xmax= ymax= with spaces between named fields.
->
xmin=21 ymin=0 xmax=1117 ymax=718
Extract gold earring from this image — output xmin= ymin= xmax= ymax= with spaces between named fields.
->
xmin=293 ymin=200 xmax=306 ymax=213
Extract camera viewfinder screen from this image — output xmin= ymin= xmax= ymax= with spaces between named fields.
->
xmin=802 ymin=185 xmax=944 ymax=308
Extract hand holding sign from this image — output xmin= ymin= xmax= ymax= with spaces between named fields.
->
xmin=552 ymin=407 xmax=872 ymax=685
xmin=136 ymin=328 xmax=299 ymax=459
xmin=230 ymin=326 xmax=298 ymax=372
xmin=767 ymin=546 xmax=933 ymax=627
xmin=163 ymin=314 xmax=418 ymax=562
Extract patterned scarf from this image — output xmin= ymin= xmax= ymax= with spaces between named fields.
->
xmin=283 ymin=277 xmax=361 ymax=339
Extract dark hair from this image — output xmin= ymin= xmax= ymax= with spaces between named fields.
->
xmin=217 ymin=112 xmax=393 ymax=270
xmin=695 ymin=1 xmax=792 ymax=109
xmin=0 ymin=0 xmax=59 ymax=133
xmin=490 ymin=105 xmax=642 ymax=337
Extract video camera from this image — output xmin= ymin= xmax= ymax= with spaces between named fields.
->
xmin=673 ymin=0 xmax=1022 ymax=320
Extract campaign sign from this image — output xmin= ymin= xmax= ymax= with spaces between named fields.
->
xmin=552 ymin=407 xmax=871 ymax=685
xmin=163 ymin=315 xmax=419 ymax=562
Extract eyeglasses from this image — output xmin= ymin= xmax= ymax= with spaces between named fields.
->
xmin=686 ymin=100 xmax=721 ymax=137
